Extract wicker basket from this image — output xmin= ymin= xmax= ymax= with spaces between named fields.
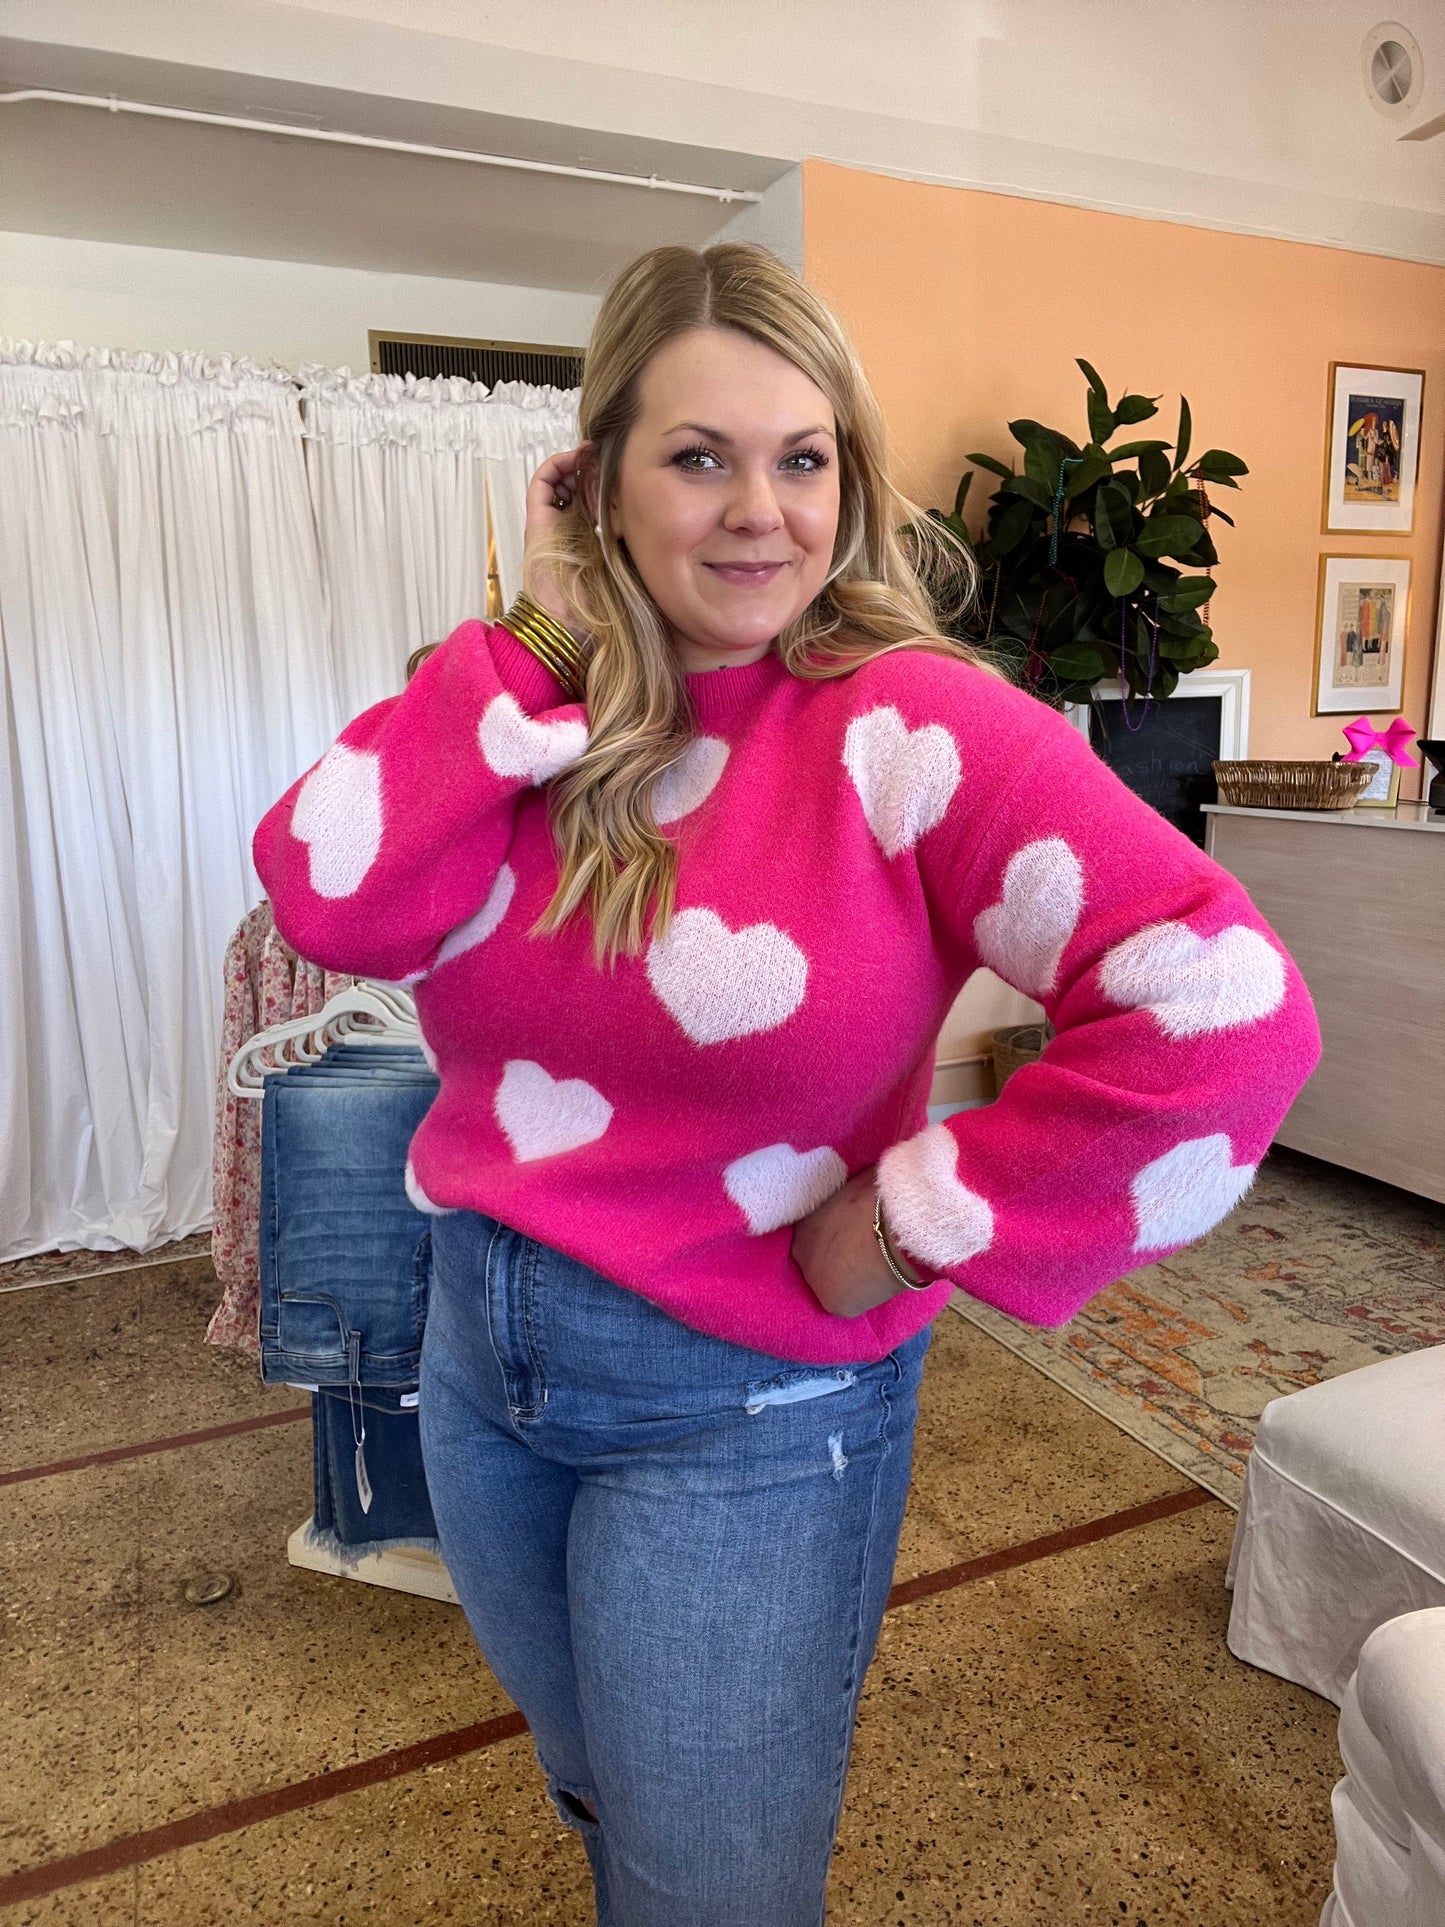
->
xmin=990 ymin=1022 xmax=1054 ymax=1099
xmin=1212 ymin=759 xmax=1373 ymax=811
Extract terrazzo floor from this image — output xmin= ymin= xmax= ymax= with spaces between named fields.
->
xmin=2 ymin=1253 xmax=1342 ymax=1925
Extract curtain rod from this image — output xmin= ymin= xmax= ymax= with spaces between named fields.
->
xmin=0 ymin=88 xmax=765 ymax=205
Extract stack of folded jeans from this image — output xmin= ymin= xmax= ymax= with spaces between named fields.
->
xmin=258 ymin=1042 xmax=441 ymax=1561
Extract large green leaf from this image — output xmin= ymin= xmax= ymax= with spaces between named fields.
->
xmin=1155 ymin=607 xmax=1205 ymax=639
xmin=1135 ymin=513 xmax=1208 ymax=559
xmin=1086 ymin=388 xmax=1115 ymax=447
xmin=1104 ymin=439 xmax=1171 ymax=461
xmin=1023 ymin=435 xmax=1063 ymax=492
xmin=1193 ymin=448 xmax=1248 ymax=478
xmin=991 ymin=497 xmax=1036 ymax=555
xmin=967 ymin=451 xmax=1014 ymax=480
xmin=1191 ymin=526 xmax=1220 ymax=566
xmin=1156 ymin=575 xmax=1215 ymax=613
xmin=1047 ymin=644 xmax=1107 ymax=683
xmin=1138 ymin=446 xmax=1172 ymax=499
xmin=1076 ymin=358 xmax=1108 ymax=399
xmin=1174 ymin=395 xmax=1192 ymax=472
xmin=1114 ymin=393 xmax=1160 ymax=425
xmin=1103 ymin=547 xmax=1145 ymax=596
xmin=1003 ymin=473 xmax=1054 ymax=510
xmin=1157 ymin=630 xmax=1211 ymax=662
xmin=1063 ymin=453 xmax=1112 ymax=498
xmin=1092 ymin=487 xmax=1121 ymax=550
xmin=952 ymin=470 xmax=973 ymax=518
xmin=1008 ymin=416 xmax=1055 ymax=451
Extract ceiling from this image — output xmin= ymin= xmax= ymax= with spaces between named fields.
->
xmin=0 ymin=38 xmax=792 ymax=291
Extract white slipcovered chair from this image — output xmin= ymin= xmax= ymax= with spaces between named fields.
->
xmin=1226 ymin=1344 xmax=1445 ymax=1704
xmin=1321 ymin=1607 xmax=1445 ymax=1926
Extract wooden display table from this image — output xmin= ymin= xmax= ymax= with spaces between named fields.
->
xmin=1203 ymin=802 xmax=1444 ymax=1204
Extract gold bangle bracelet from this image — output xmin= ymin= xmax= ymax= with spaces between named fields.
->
xmin=498 ymin=593 xmax=589 ymax=701
xmin=874 ymin=1194 xmax=933 ymax=1292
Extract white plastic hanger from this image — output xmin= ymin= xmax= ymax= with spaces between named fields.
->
xmin=227 ymin=981 xmax=421 ymax=1097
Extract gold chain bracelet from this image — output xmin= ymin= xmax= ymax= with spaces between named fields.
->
xmin=498 ymin=593 xmax=589 ymax=702
xmin=874 ymin=1194 xmax=932 ymax=1292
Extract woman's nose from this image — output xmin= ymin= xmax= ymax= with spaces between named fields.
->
xmin=723 ymin=469 xmax=784 ymax=535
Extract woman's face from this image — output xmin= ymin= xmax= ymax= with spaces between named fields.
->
xmin=606 ymin=326 xmax=841 ymax=672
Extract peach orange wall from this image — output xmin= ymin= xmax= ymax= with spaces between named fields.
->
xmin=803 ymin=161 xmax=1445 ymax=795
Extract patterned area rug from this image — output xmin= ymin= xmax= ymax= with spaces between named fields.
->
xmin=950 ymin=1147 xmax=1445 ymax=1507
xmin=0 ymin=1231 xmax=214 ymax=1293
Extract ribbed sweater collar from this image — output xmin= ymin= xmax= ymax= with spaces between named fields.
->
xmin=685 ymin=651 xmax=787 ymax=727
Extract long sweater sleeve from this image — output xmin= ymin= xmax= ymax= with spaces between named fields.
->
xmin=252 ymin=619 xmax=587 ymax=984
xmin=877 ymin=682 xmax=1321 ymax=1328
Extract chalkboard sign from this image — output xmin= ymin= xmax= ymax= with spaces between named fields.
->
xmin=1089 ymin=696 xmax=1222 ymax=847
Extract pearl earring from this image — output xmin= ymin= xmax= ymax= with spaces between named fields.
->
xmin=595 ymin=521 xmax=604 ymax=540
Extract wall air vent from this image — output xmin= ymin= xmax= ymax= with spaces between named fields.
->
xmin=1362 ymin=22 xmax=1423 ymax=117
xmin=368 ymin=331 xmax=583 ymax=389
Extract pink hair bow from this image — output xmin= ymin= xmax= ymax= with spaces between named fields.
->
xmin=1340 ymin=716 xmax=1419 ymax=766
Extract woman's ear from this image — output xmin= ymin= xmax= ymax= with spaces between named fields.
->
xmin=576 ymin=441 xmax=602 ymax=527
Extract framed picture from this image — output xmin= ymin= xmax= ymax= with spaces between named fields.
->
xmin=1349 ymin=745 xmax=1403 ymax=809
xmin=1322 ymin=363 xmax=1424 ymax=533
xmin=1314 ymin=555 xmax=1410 ymax=715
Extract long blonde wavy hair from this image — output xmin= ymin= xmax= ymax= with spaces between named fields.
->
xmin=530 ymin=241 xmax=981 ymax=963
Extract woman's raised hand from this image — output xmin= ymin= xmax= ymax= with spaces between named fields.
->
xmin=523 ymin=443 xmax=593 ymax=627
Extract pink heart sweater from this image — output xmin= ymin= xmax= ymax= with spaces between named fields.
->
xmin=253 ymin=619 xmax=1320 ymax=1365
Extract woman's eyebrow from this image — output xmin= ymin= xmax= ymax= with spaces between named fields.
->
xmin=664 ymin=422 xmax=836 ymax=445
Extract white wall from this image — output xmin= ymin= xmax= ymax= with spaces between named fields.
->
xmin=17 ymin=0 xmax=1441 ymax=261
xmin=0 ymin=230 xmax=600 ymax=369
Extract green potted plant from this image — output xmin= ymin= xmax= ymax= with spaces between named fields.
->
xmin=929 ymin=361 xmax=1248 ymax=710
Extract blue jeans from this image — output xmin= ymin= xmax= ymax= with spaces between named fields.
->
xmin=419 ymin=1210 xmax=929 ymax=1927
xmin=310 ymin=1385 xmax=439 ymax=1560
xmin=258 ymin=1059 xmax=438 ymax=1388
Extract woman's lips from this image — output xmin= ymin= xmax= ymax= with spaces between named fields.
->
xmin=703 ymin=561 xmax=787 ymax=587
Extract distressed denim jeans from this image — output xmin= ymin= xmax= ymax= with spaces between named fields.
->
xmin=419 ymin=1210 xmax=929 ymax=1927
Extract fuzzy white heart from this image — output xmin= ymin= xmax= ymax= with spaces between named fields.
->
xmin=1131 ymin=1134 xmax=1257 ymax=1253
xmin=291 ymin=742 xmax=382 ymax=899
xmin=404 ymin=1156 xmax=453 ymax=1216
xmin=494 ymin=1058 xmax=613 ymax=1163
xmin=876 ymin=1124 xmax=994 ymax=1271
xmin=973 ymin=837 xmax=1083 ymax=997
xmin=1099 ymin=921 xmax=1286 ymax=1039
xmin=724 ymin=1143 xmax=847 ymax=1235
xmin=478 ymin=693 xmax=588 ymax=783
xmin=432 ymin=865 xmax=516 ymax=972
xmin=654 ymin=736 xmax=730 ymax=825
xmin=647 ymin=908 xmax=808 ymax=1045
xmin=842 ymin=705 xmax=962 ymax=857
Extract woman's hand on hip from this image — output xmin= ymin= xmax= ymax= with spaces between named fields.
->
xmin=523 ymin=443 xmax=592 ymax=627
xmin=790 ymin=1167 xmax=919 ymax=1320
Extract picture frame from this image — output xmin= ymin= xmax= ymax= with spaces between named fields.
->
xmin=1348 ymin=745 xmax=1403 ymax=809
xmin=1314 ymin=555 xmax=1410 ymax=715
xmin=1322 ymin=363 xmax=1424 ymax=534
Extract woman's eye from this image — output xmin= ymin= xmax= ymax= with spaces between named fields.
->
xmin=783 ymin=447 xmax=829 ymax=473
xmin=672 ymin=444 xmax=722 ymax=472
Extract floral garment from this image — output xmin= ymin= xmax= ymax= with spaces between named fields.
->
xmin=206 ymin=902 xmax=348 ymax=1352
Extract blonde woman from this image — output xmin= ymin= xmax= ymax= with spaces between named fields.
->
xmin=256 ymin=243 xmax=1317 ymax=1924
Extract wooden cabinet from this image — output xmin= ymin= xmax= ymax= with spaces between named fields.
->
xmin=1204 ymin=804 xmax=1445 ymax=1203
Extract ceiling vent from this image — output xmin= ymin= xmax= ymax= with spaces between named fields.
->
xmin=1362 ymin=21 xmax=1424 ymax=117
xmin=369 ymin=331 xmax=583 ymax=389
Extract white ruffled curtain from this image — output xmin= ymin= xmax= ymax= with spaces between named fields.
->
xmin=0 ymin=344 xmax=578 ymax=1263
xmin=300 ymin=370 xmax=578 ymax=717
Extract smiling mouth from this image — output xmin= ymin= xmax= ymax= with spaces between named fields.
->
xmin=702 ymin=561 xmax=787 ymax=585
